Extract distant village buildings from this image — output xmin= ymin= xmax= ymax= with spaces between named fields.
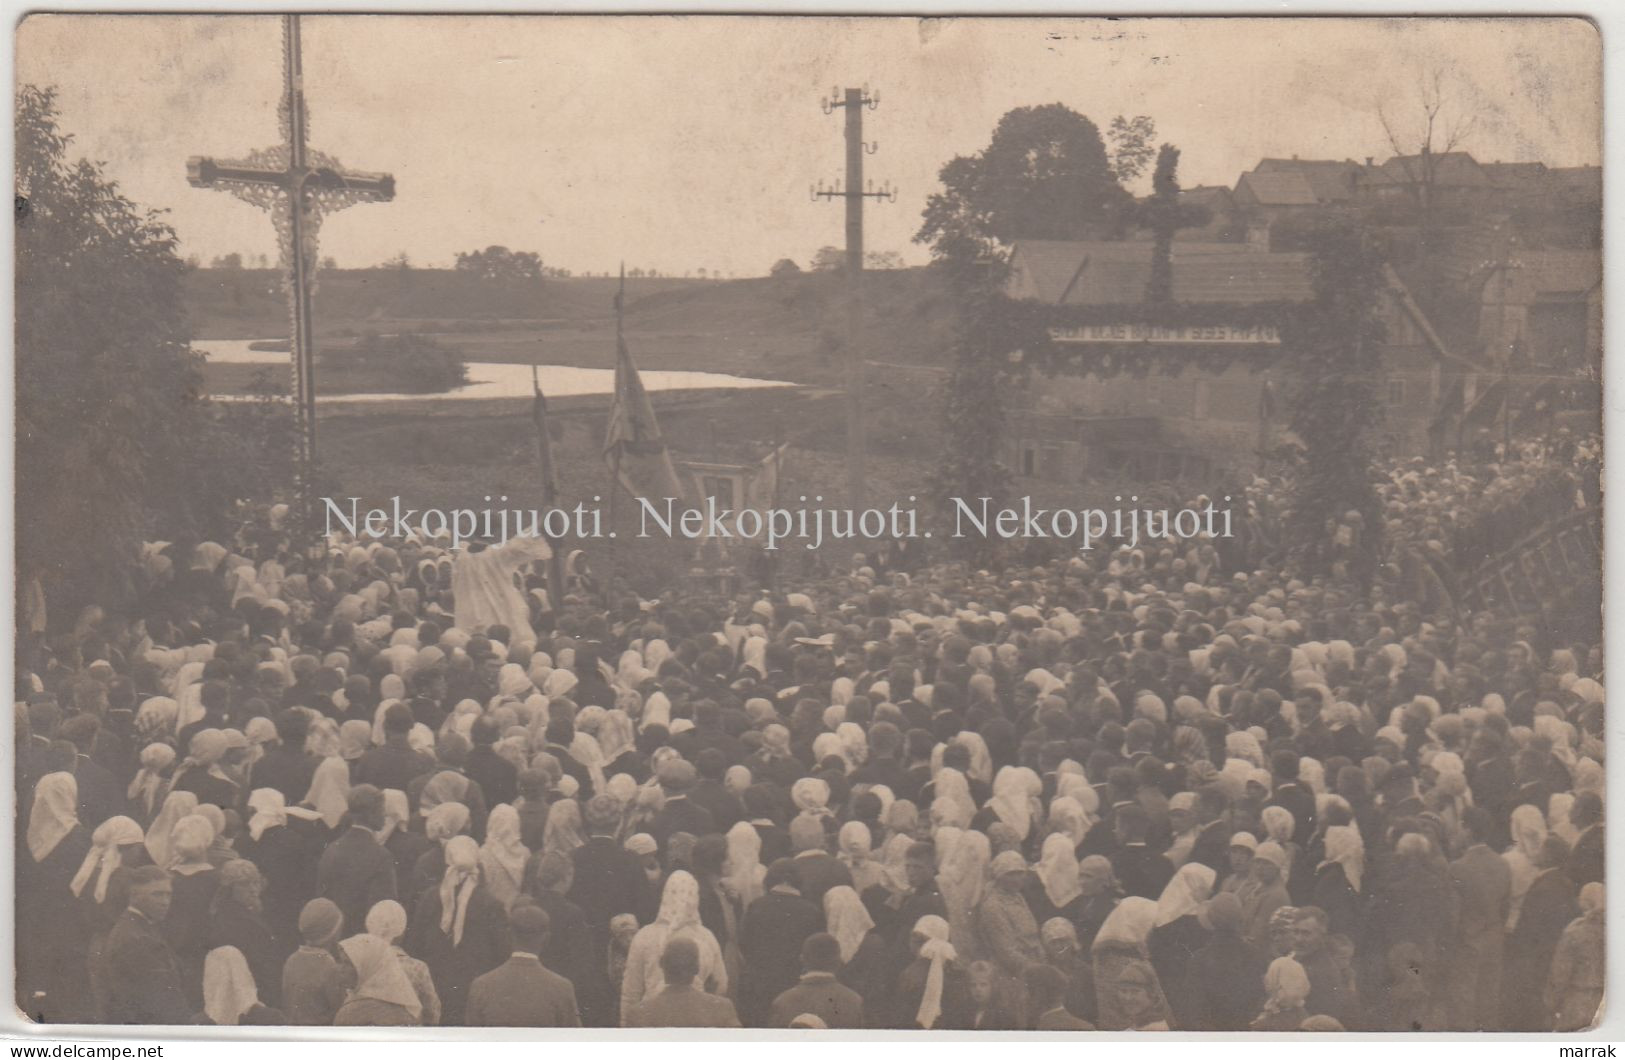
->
xmin=1001 ymin=150 xmax=1600 ymax=484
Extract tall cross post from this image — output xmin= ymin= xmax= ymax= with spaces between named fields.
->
xmin=187 ymin=15 xmax=394 ymax=534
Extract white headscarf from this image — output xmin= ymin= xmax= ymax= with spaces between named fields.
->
xmin=1093 ymin=896 xmax=1159 ymax=953
xmin=127 ymin=743 xmax=177 ymax=818
xmin=203 ymin=946 xmax=260 ymax=1025
xmin=28 ymin=772 xmax=79 ymax=862
xmin=339 ymin=933 xmax=422 ymax=1020
xmin=725 ymin=820 xmax=766 ymax=909
xmin=304 ymin=755 xmax=352 ymax=828
xmin=1320 ymin=824 xmax=1365 ymax=894
xmin=144 ymin=790 xmax=199 ymax=867
xmin=70 ymin=816 xmax=144 ymax=902
xmin=479 ymin=804 xmax=530 ymax=908
xmin=1036 ymin=831 xmax=1082 ymax=908
xmin=912 ymin=915 xmax=957 ymax=1029
xmin=823 ymin=884 xmax=875 ymax=963
xmin=246 ymin=788 xmax=322 ymax=842
xmin=989 ymin=766 xmax=1041 ymax=840
xmin=932 ymin=768 xmax=977 ymax=826
xmin=439 ymin=835 xmax=481 ymax=945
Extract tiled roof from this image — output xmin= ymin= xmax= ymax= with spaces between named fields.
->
xmin=1376 ymin=152 xmax=1493 ymax=187
xmin=1236 ymin=170 xmax=1318 ymax=206
xmin=1006 ymin=240 xmax=1314 ymax=305
xmin=1253 ymin=158 xmax=1364 ymax=202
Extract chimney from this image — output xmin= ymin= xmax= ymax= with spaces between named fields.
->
xmin=1246 ymin=221 xmax=1271 ymax=252
xmin=1365 ymin=157 xmax=1374 ymax=167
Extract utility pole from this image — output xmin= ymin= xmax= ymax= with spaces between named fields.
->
xmin=813 ymin=86 xmax=895 ymax=509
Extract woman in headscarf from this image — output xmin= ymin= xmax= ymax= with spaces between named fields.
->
xmin=542 ymin=797 xmax=586 ymax=858
xmin=723 ymin=820 xmax=766 ymax=910
xmin=823 ymin=885 xmax=888 ymax=1020
xmin=986 ymin=766 xmax=1043 ymax=845
xmin=74 ymin=815 xmax=149 ymax=1019
xmin=19 ymin=772 xmax=93 ymax=1021
xmin=240 ymin=787 xmax=326 ymax=945
xmin=1074 ymin=855 xmax=1122 ymax=952
xmin=1311 ymin=824 xmax=1366 ymax=944
xmin=1548 ymin=881 xmax=1605 ymax=1031
xmin=335 ymin=933 xmax=423 ymax=1026
xmin=931 ymin=768 xmax=978 ymax=830
xmin=198 ymin=946 xmax=283 ymax=1025
xmin=939 ymin=829 xmax=991 ymax=962
xmin=477 ymin=803 xmax=530 ymax=910
xmin=836 ymin=820 xmax=885 ymax=894
xmin=303 ymin=754 xmax=352 ymax=830
xmin=619 ymin=870 xmax=728 ymax=1025
xmin=163 ymin=813 xmax=222 ymax=1007
xmin=1502 ymin=835 xmax=1579 ymax=1031
xmin=144 ymin=789 xmax=199 ymax=869
xmin=598 ymin=709 xmax=640 ymax=778
xmin=205 ymin=859 xmax=283 ymax=1009
xmin=892 ymin=914 xmax=970 ymax=1029
xmin=879 ymin=800 xmax=922 ymax=893
xmin=404 ymin=835 xmax=511 ymax=1024
xmin=1027 ymin=831 xmax=1086 ymax=928
xmin=127 ymin=743 xmax=177 ymax=824
xmin=1503 ymin=803 xmax=1548 ymax=931
xmin=1250 ymin=955 xmax=1312 ymax=1030
xmin=1147 ymin=863 xmax=1216 ymax=1021
xmin=1091 ymin=897 xmax=1173 ymax=1030
xmin=170 ymin=728 xmax=240 ymax=808
xmin=366 ymin=899 xmax=441 ymax=1025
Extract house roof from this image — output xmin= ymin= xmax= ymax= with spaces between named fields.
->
xmin=1546 ymin=166 xmax=1602 ymax=201
xmin=1482 ymin=161 xmax=1548 ymax=191
xmin=1005 ymin=240 xmax=1314 ymax=305
xmin=1235 ymin=170 xmax=1318 ymax=206
xmin=1375 ymin=152 xmax=1493 ymax=187
xmin=1252 ymin=158 xmax=1365 ymax=202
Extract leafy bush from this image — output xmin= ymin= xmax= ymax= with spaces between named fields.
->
xmin=324 ymin=331 xmax=467 ymax=394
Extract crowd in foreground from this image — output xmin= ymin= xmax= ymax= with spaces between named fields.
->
xmin=15 ymin=441 xmax=1605 ymax=1032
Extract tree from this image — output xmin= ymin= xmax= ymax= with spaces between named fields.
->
xmin=211 ymin=252 xmax=243 ymax=269
xmin=454 ymin=244 xmax=543 ymax=281
xmin=16 ymin=85 xmax=242 ymax=622
xmin=916 ymin=104 xmax=1135 ymax=259
xmin=1138 ymin=145 xmax=1210 ymax=304
xmin=696 ymin=268 xmax=708 ymax=279
xmin=811 ymin=246 xmax=844 ymax=272
xmin=770 ymin=257 xmax=801 ymax=278
xmin=1106 ymin=115 xmax=1158 ymax=184
xmin=865 ymin=250 xmax=906 ymax=270
xmin=1286 ymin=222 xmax=1388 ymax=583
xmin=383 ymin=251 xmax=412 ymax=270
xmin=319 ymin=255 xmax=337 ymax=270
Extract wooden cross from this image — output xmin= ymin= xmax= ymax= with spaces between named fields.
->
xmin=186 ymin=14 xmax=394 ymax=531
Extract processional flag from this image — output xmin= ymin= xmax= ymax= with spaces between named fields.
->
xmin=603 ymin=270 xmax=687 ymax=503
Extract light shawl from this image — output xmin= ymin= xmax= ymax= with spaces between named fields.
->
xmin=28 ymin=773 xmax=78 ymax=862
xmin=1093 ymin=896 xmax=1159 ymax=954
xmin=543 ymin=799 xmax=586 ymax=857
xmin=439 ymin=835 xmax=482 ymax=945
xmin=247 ymin=788 xmax=322 ymax=842
xmin=598 ymin=710 xmax=637 ymax=764
xmin=989 ymin=766 xmax=1041 ymax=840
xmin=1503 ymin=804 xmax=1548 ymax=925
xmin=305 ymin=756 xmax=353 ymax=828
xmin=724 ymin=821 xmax=766 ymax=908
xmin=912 ymin=914 xmax=957 ymax=1029
xmin=71 ymin=815 xmax=144 ymax=902
xmin=1262 ymin=956 xmax=1311 ymax=1015
xmin=1155 ymin=862 xmax=1216 ymax=926
xmin=1320 ymin=825 xmax=1364 ymax=893
xmin=791 ymin=777 xmax=833 ymax=818
xmin=144 ymin=790 xmax=200 ymax=866
xmin=938 ymin=829 xmax=990 ymax=939
xmin=479 ymin=804 xmax=530 ymax=909
xmin=1047 ymin=796 xmax=1091 ymax=847
xmin=932 ymin=768 xmax=977 ymax=826
xmin=823 ymin=885 xmax=875 ymax=963
xmin=340 ymin=933 xmax=422 ymax=1020
xmin=1037 ymin=831 xmax=1083 ymax=908
xmin=203 ymin=946 xmax=260 ymax=1025
xmin=127 ymin=743 xmax=177 ymax=819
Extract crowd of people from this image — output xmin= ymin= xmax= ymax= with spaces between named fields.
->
xmin=14 ymin=444 xmax=1606 ymax=1032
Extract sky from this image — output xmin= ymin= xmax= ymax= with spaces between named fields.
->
xmin=16 ymin=15 xmax=1602 ymax=277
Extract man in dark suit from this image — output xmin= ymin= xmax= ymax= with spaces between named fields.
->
xmin=738 ymin=859 xmax=825 ymax=1026
xmin=650 ymin=760 xmax=716 ymax=852
xmin=1567 ymin=792 xmax=1605 ymax=886
xmin=315 ymin=785 xmax=398 ymax=932
xmin=250 ymin=709 xmax=318 ymax=804
xmin=671 ymin=701 xmax=746 ymax=765
xmin=850 ymin=721 xmax=910 ymax=794
xmin=466 ymin=904 xmax=581 ymax=1027
xmin=1109 ymin=804 xmax=1175 ymax=900
xmin=354 ymin=703 xmax=437 ymax=793
xmin=1447 ymin=807 xmax=1512 ymax=1030
xmin=1267 ymin=750 xmax=1317 ymax=848
xmin=1028 ymin=964 xmax=1094 ymax=1030
xmin=465 ymin=716 xmax=518 ymax=807
xmin=627 ymin=939 xmax=741 ymax=1027
xmin=543 ymin=718 xmax=596 ymax=801
xmin=689 ymin=749 xmax=743 ymax=831
xmin=789 ymin=815 xmax=853 ymax=906
xmin=569 ymin=795 xmax=646 ymax=1026
xmin=1187 ymin=785 xmax=1235 ymax=883
xmin=105 ymin=867 xmax=193 ymax=1025
xmin=769 ymin=933 xmax=864 ymax=1028
xmin=59 ymin=713 xmax=123 ymax=825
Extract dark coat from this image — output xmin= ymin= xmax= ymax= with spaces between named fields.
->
xmin=465 ymin=954 xmax=581 ymax=1027
xmin=249 ymin=746 xmax=318 ymax=806
xmin=650 ymin=796 xmax=718 ymax=850
xmin=1111 ymin=845 xmax=1175 ymax=900
xmin=1180 ymin=929 xmax=1267 ymax=1030
xmin=738 ymin=889 xmax=824 ymax=1024
xmin=354 ymin=741 xmax=438 ymax=793
xmin=1148 ymin=914 xmax=1211 ymax=1023
xmin=1267 ymin=782 xmax=1318 ymax=847
xmin=317 ymin=825 xmax=398 ymax=933
xmin=406 ymin=882 xmax=513 ymax=1025
xmin=689 ymin=780 xmax=743 ymax=832
xmin=790 ymin=850 xmax=854 ymax=907
xmin=106 ymin=910 xmax=193 ymax=1025
xmin=465 ymin=746 xmax=519 ymax=808
xmin=769 ymin=972 xmax=865 ymax=1028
